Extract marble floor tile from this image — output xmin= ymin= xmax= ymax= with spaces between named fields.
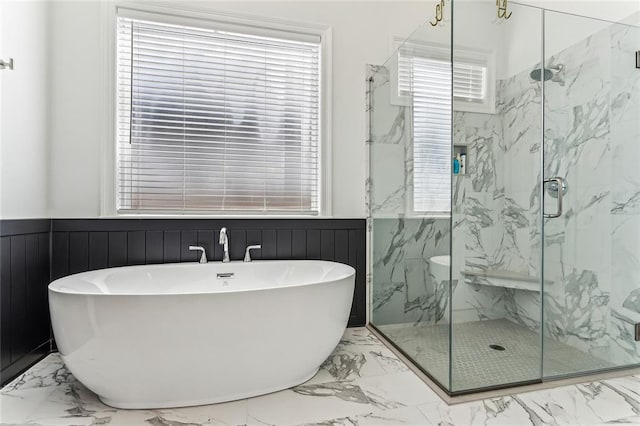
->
xmin=245 ymin=372 xmax=440 ymax=426
xmin=305 ymin=330 xmax=408 ymax=386
xmin=246 ymin=380 xmax=376 ymax=425
xmin=296 ymin=406 xmax=432 ymax=426
xmin=417 ymin=397 xmax=543 ymax=426
xmin=2 ymin=327 xmax=640 ymax=426
xmin=593 ymin=416 xmax=640 ymax=424
xmin=600 ymin=375 xmax=640 ymax=405
xmin=514 ymin=381 xmax=639 ymax=425
xmin=355 ymin=372 xmax=441 ymax=408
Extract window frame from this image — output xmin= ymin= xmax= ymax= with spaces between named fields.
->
xmin=100 ymin=1 xmax=333 ymax=217
xmin=406 ymin=52 xmax=453 ymax=216
xmin=388 ymin=38 xmax=496 ymax=217
xmin=390 ymin=38 xmax=496 ymax=114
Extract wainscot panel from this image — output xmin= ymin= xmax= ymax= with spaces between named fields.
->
xmin=51 ymin=219 xmax=366 ymax=327
xmin=0 ymin=219 xmax=51 ymax=386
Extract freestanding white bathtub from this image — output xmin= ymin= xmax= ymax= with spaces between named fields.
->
xmin=48 ymin=260 xmax=355 ymax=409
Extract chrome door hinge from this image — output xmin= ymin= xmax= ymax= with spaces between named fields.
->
xmin=0 ymin=58 xmax=14 ymax=70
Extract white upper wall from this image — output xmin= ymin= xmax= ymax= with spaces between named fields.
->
xmin=521 ymin=0 xmax=640 ymax=22
xmin=48 ymin=0 xmax=430 ymax=218
xmin=0 ymin=1 xmax=50 ymax=219
xmin=40 ymin=0 xmax=640 ymax=218
xmin=505 ymin=0 xmax=640 ymax=76
xmin=452 ymin=0 xmax=640 ymax=80
xmin=49 ymin=1 xmax=104 ymax=219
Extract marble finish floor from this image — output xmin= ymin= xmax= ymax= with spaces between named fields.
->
xmin=1 ymin=327 xmax=640 ymax=426
xmin=378 ymin=319 xmax=613 ymax=391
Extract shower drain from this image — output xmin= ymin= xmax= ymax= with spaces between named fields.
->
xmin=489 ymin=344 xmax=506 ymax=351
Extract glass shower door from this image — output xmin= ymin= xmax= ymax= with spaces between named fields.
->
xmin=450 ymin=1 xmax=545 ymax=393
xmin=369 ymin=11 xmax=454 ymax=390
xmin=542 ymin=10 xmax=640 ymax=379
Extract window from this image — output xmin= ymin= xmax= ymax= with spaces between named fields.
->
xmin=402 ymin=53 xmax=452 ymax=214
xmin=396 ymin=42 xmax=495 ymax=214
xmin=116 ymin=10 xmax=322 ymax=214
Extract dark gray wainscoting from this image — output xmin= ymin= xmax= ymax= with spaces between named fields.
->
xmin=0 ymin=218 xmax=366 ymax=387
xmin=0 ymin=219 xmax=51 ymax=386
xmin=51 ymin=219 xmax=366 ymax=327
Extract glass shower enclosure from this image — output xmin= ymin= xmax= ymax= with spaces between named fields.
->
xmin=368 ymin=0 xmax=640 ymax=394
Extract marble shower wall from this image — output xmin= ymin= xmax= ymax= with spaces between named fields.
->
xmin=453 ymin=19 xmax=640 ymax=365
xmin=371 ymin=218 xmax=451 ymax=325
xmin=609 ymin=22 xmax=640 ymax=366
xmin=367 ymin=65 xmax=413 ymax=217
xmin=368 ymin=62 xmax=541 ymax=326
xmin=451 ymin=67 xmax=543 ymax=327
xmin=368 ymin=64 xmax=452 ymax=326
xmin=542 ymin=24 xmax=614 ymax=362
xmin=542 ymin=21 xmax=640 ymax=367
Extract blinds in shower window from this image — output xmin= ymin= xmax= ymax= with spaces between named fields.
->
xmin=398 ymin=46 xmax=488 ymax=214
xmin=398 ymin=51 xmax=487 ymax=103
xmin=453 ymin=62 xmax=486 ymax=103
xmin=407 ymin=56 xmax=452 ymax=214
xmin=116 ymin=13 xmax=321 ymax=214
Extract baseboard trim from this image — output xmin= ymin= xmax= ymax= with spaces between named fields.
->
xmin=0 ymin=340 xmax=51 ymax=387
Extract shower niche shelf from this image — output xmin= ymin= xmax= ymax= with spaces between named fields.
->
xmin=462 ymin=269 xmax=551 ymax=292
xmin=453 ymin=144 xmax=469 ymax=176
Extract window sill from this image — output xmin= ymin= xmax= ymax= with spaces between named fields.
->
xmin=408 ymin=214 xmax=451 ymax=219
xmin=369 ymin=214 xmax=451 ymax=220
xmin=102 ymin=213 xmax=337 ymax=219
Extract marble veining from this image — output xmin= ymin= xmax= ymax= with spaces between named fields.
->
xmin=368 ymin=11 xmax=640 ymax=384
xmin=3 ymin=327 xmax=640 ymax=426
xmin=371 ymin=217 xmax=451 ymax=326
xmin=623 ymin=289 xmax=640 ymax=314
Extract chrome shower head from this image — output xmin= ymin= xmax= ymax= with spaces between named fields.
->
xmin=530 ymin=64 xmax=564 ymax=83
xmin=530 ymin=68 xmax=553 ymax=82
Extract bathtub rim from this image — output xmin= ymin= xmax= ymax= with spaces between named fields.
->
xmin=48 ymin=259 xmax=356 ymax=297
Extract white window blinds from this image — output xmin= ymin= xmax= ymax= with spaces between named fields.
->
xmin=398 ymin=52 xmax=487 ymax=103
xmin=406 ymin=56 xmax=452 ymax=214
xmin=116 ymin=13 xmax=321 ymax=214
xmin=398 ymin=47 xmax=489 ymax=214
xmin=452 ymin=62 xmax=486 ymax=103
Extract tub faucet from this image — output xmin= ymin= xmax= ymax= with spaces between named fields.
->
xmin=244 ymin=245 xmax=261 ymax=262
xmin=219 ymin=227 xmax=230 ymax=263
xmin=188 ymin=246 xmax=208 ymax=264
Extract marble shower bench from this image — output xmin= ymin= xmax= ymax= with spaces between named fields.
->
xmin=463 ymin=270 xmax=552 ymax=292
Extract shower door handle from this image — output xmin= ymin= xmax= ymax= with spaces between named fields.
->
xmin=544 ymin=177 xmax=565 ymax=218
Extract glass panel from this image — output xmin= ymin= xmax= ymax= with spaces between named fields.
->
xmin=369 ymin=5 xmax=453 ymax=391
xmin=450 ymin=1 xmax=544 ymax=392
xmin=369 ymin=0 xmax=640 ymax=395
xmin=543 ymin=10 xmax=640 ymax=378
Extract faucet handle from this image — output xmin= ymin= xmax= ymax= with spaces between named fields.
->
xmin=244 ymin=245 xmax=262 ymax=262
xmin=219 ymin=227 xmax=227 ymax=244
xmin=188 ymin=246 xmax=208 ymax=264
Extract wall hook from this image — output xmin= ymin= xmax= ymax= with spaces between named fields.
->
xmin=429 ymin=0 xmax=446 ymax=27
xmin=0 ymin=58 xmax=14 ymax=70
xmin=497 ymin=0 xmax=512 ymax=20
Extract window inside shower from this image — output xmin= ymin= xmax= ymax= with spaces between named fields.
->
xmin=393 ymin=43 xmax=495 ymax=215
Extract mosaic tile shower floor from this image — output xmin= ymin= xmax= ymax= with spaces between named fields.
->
xmin=378 ymin=319 xmax=613 ymax=391
xmin=1 ymin=327 xmax=639 ymax=425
